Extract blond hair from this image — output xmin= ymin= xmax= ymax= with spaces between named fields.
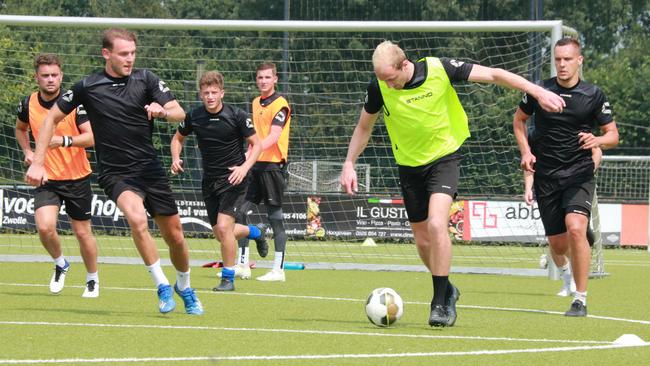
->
xmin=102 ymin=28 xmax=137 ymax=50
xmin=372 ymin=40 xmax=407 ymax=70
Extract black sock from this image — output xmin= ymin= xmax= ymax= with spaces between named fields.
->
xmin=431 ymin=275 xmax=449 ymax=306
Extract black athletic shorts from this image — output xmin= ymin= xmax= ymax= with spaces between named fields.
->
xmin=398 ymin=152 xmax=461 ymax=223
xmin=99 ymin=170 xmax=178 ymax=217
xmin=34 ymin=174 xmax=92 ymax=221
xmin=203 ymin=176 xmax=250 ymax=226
xmin=534 ymin=175 xmax=595 ymax=236
xmin=246 ymin=162 xmax=287 ymax=207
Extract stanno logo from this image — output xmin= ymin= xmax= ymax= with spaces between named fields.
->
xmin=405 ymin=91 xmax=433 ymax=104
xmin=601 ymin=102 xmax=612 ymax=115
xmin=559 ymin=94 xmax=572 ymax=98
xmin=159 ymin=80 xmax=170 ymax=93
xmin=62 ymin=90 xmax=73 ymax=102
xmin=111 ymin=83 xmax=125 ymax=87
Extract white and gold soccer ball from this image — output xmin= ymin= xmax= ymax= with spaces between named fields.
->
xmin=365 ymin=287 xmax=404 ymax=327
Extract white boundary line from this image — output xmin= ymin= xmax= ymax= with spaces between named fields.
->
xmin=1 ymin=281 xmax=649 ymax=325
xmin=0 ymin=320 xmax=611 ymax=345
xmin=0 ymin=342 xmax=648 ymax=364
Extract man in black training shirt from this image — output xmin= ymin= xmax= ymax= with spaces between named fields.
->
xmin=170 ymin=71 xmax=263 ymax=292
xmin=513 ymin=38 xmax=619 ymax=317
xmin=25 ymin=28 xmax=203 ymax=315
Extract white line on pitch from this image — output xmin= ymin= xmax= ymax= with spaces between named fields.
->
xmin=2 ymin=281 xmax=650 ymax=325
xmin=0 ymin=342 xmax=648 ymax=364
xmin=0 ymin=320 xmax=611 ymax=345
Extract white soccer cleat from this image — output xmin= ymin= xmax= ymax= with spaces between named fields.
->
xmin=82 ymin=280 xmax=99 ymax=298
xmin=539 ymin=254 xmax=548 ymax=269
xmin=49 ymin=261 xmax=69 ymax=294
xmin=217 ymin=264 xmax=251 ymax=280
xmin=256 ymin=269 xmax=285 ymax=282
xmin=557 ymin=278 xmax=576 ymax=297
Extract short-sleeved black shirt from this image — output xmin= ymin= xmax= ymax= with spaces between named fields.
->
xmin=177 ymin=104 xmax=255 ymax=180
xmin=364 ymin=57 xmax=474 ymax=114
xmin=520 ymin=78 xmax=614 ymax=179
xmin=56 ymin=69 xmax=175 ymax=177
xmin=17 ymin=92 xmax=88 ymax=126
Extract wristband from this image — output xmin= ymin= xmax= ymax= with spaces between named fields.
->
xmin=62 ymin=136 xmax=73 ymax=148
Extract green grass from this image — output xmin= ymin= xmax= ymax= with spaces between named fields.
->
xmin=1 ymin=233 xmax=553 ymax=269
xmin=1 ymin=248 xmax=649 ymax=365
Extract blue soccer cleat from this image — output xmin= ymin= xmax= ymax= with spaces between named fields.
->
xmin=174 ymin=284 xmax=204 ymax=315
xmin=157 ymin=284 xmax=176 ymax=313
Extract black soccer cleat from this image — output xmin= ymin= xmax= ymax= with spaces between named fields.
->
xmin=255 ymin=224 xmax=269 ymax=258
xmin=213 ymin=278 xmax=235 ymax=292
xmin=428 ymin=304 xmax=450 ymax=327
xmin=445 ymin=284 xmax=460 ymax=327
xmin=564 ymin=300 xmax=587 ymax=317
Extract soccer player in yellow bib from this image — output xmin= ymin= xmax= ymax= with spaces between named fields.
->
xmin=341 ymin=40 xmax=565 ymax=327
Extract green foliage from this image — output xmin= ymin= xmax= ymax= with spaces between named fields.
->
xmin=0 ymin=0 xmax=646 ymax=193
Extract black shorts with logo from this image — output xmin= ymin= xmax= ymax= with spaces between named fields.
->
xmin=246 ymin=162 xmax=287 ymax=207
xmin=398 ymin=152 xmax=461 ymax=223
xmin=99 ymin=170 xmax=178 ymax=217
xmin=534 ymin=174 xmax=595 ymax=236
xmin=34 ymin=174 xmax=93 ymax=221
xmin=203 ymin=176 xmax=250 ymax=226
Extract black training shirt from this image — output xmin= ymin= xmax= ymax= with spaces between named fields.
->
xmin=57 ymin=69 xmax=175 ymax=177
xmin=178 ymin=103 xmax=255 ymax=180
xmin=520 ymin=78 xmax=614 ymax=179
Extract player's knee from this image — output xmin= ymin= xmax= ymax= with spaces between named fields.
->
xmin=37 ymin=223 xmax=57 ymax=238
xmin=427 ymin=218 xmax=448 ymax=236
xmin=213 ymin=223 xmax=231 ymax=241
xmin=566 ymin=222 xmax=587 ymax=243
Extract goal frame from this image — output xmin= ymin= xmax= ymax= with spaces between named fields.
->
xmin=0 ymin=15 xmax=587 ymax=276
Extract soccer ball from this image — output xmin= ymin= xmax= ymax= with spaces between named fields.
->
xmin=365 ymin=287 xmax=404 ymax=327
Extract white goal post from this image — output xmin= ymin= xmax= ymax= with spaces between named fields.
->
xmin=0 ymin=15 xmax=593 ymax=276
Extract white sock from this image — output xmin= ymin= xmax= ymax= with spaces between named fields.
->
xmin=238 ymin=247 xmax=249 ymax=266
xmin=273 ymin=251 xmax=285 ymax=271
xmin=146 ymin=259 xmax=169 ymax=287
xmin=86 ymin=272 xmax=99 ymax=283
xmin=559 ymin=262 xmax=572 ymax=285
xmin=176 ymin=269 xmax=191 ymax=291
xmin=54 ymin=255 xmax=67 ymax=268
xmin=574 ymin=291 xmax=587 ymax=306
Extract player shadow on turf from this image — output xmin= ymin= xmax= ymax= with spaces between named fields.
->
xmin=8 ymin=305 xmax=116 ymax=316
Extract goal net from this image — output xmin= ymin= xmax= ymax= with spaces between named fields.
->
xmin=0 ymin=16 xmax=599 ymax=275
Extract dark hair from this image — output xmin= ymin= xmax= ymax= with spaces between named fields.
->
xmin=555 ymin=37 xmax=581 ymax=51
xmin=34 ymin=53 xmax=61 ymax=71
xmin=199 ymin=71 xmax=224 ymax=90
xmin=102 ymin=28 xmax=137 ymax=50
xmin=256 ymin=62 xmax=277 ymax=75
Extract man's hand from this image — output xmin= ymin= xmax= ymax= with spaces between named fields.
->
xmin=170 ymin=159 xmax=184 ymax=175
xmin=578 ymin=132 xmax=600 ymax=150
xmin=520 ymin=152 xmax=536 ymax=172
xmin=340 ymin=161 xmax=358 ymax=195
xmin=228 ymin=165 xmax=248 ymax=185
xmin=25 ymin=163 xmax=47 ymax=187
xmin=22 ymin=150 xmax=34 ymax=167
xmin=524 ymin=188 xmax=535 ymax=206
xmin=49 ymin=135 xmax=64 ymax=149
xmin=536 ymin=89 xmax=565 ymax=113
xmin=144 ymin=102 xmax=168 ymax=120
